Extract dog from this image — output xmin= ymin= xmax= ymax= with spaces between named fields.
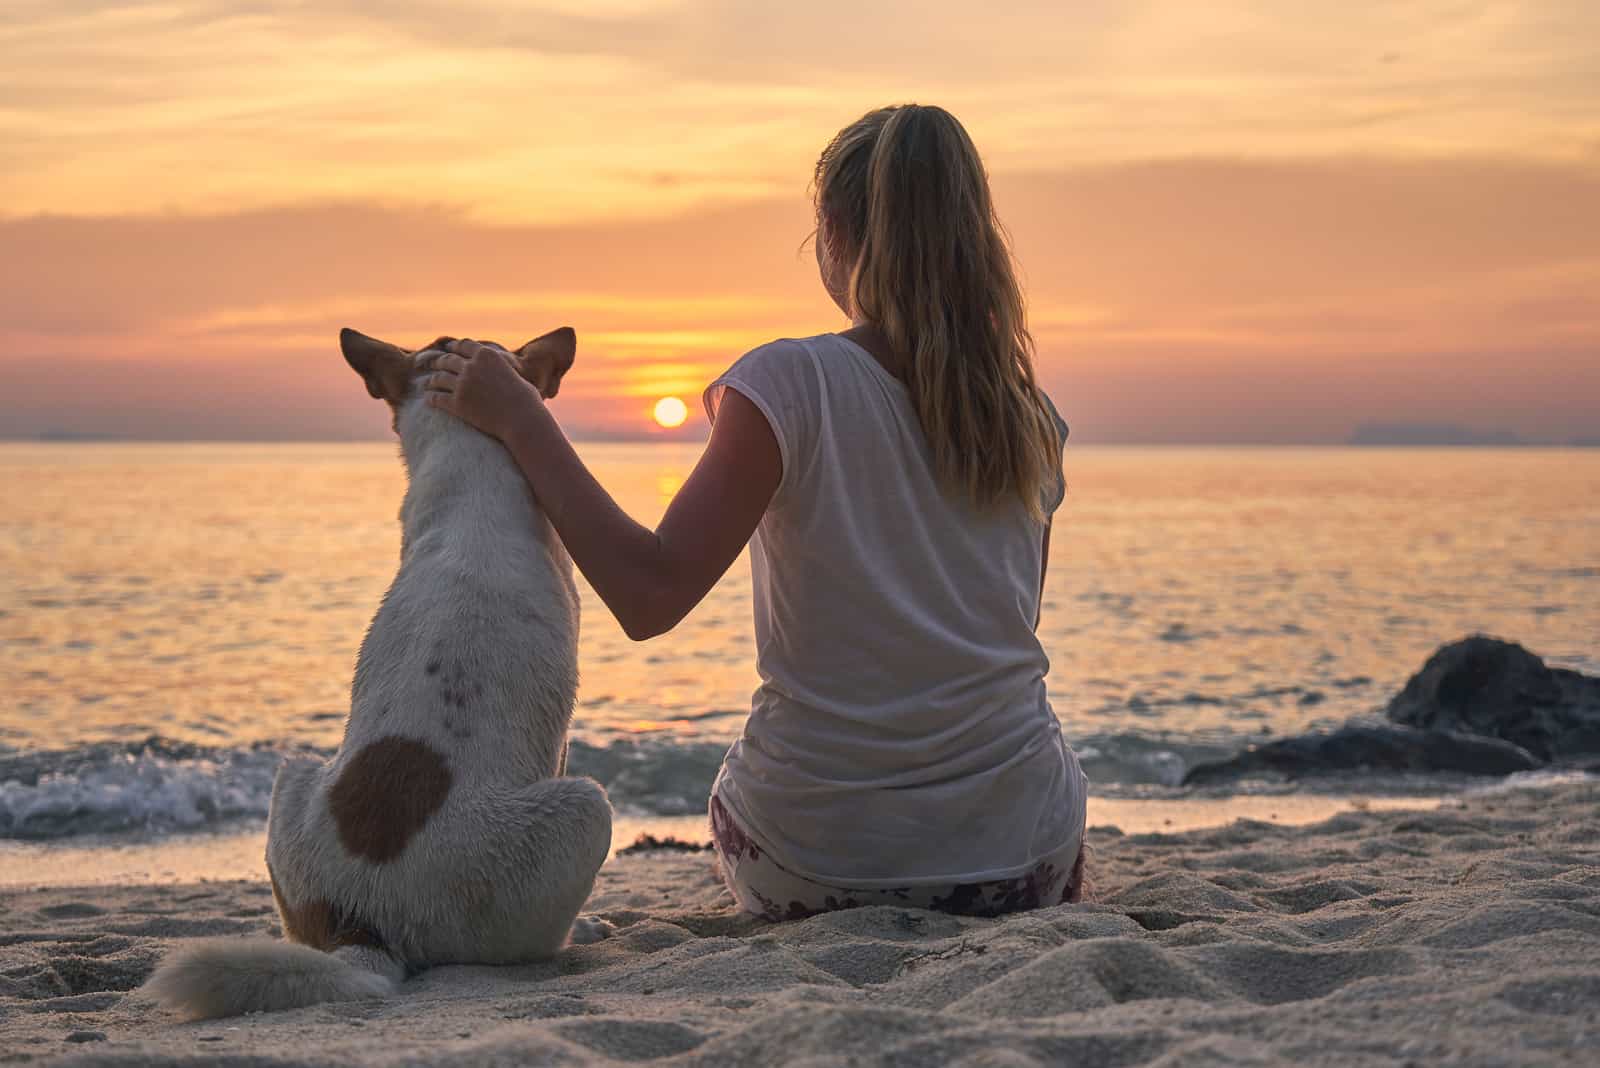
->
xmin=143 ymin=327 xmax=613 ymax=1020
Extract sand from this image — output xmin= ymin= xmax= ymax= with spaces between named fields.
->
xmin=2 ymin=781 xmax=1596 ymax=1066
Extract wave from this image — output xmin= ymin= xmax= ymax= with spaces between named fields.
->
xmin=0 ymin=736 xmax=731 ymax=842
xmin=0 ymin=728 xmax=1499 ymax=843
xmin=0 ymin=739 xmax=290 ymax=841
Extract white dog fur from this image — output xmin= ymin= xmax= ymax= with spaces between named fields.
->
xmin=143 ymin=327 xmax=612 ymax=1020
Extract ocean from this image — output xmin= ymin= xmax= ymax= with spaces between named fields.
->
xmin=2 ymin=443 xmax=1596 ymax=882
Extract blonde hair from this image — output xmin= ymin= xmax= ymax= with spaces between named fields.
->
xmin=814 ymin=104 xmax=1061 ymax=519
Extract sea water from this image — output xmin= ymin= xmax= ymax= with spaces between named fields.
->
xmin=1 ymin=443 xmax=1596 ymax=880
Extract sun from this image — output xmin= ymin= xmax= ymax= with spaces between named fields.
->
xmin=653 ymin=396 xmax=689 ymax=429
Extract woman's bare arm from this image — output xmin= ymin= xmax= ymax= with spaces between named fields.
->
xmin=501 ymin=390 xmax=778 ymax=639
xmin=423 ymin=340 xmax=780 ymax=640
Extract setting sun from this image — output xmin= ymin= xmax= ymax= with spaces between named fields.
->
xmin=653 ymin=396 xmax=689 ymax=429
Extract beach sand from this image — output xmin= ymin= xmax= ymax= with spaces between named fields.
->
xmin=2 ymin=781 xmax=1595 ymax=1065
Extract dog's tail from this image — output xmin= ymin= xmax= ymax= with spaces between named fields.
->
xmin=143 ymin=939 xmax=403 ymax=1020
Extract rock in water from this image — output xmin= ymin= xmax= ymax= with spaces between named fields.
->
xmin=1180 ymin=636 xmax=1598 ymax=786
xmin=1180 ymin=724 xmax=1539 ymax=786
xmin=1384 ymin=635 xmax=1600 ymax=762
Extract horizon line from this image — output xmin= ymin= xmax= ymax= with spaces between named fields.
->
xmin=6 ymin=435 xmax=1597 ymax=450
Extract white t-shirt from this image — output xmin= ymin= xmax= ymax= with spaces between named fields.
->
xmin=703 ymin=332 xmax=1085 ymax=887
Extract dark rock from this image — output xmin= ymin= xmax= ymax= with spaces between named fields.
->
xmin=1182 ymin=724 xmax=1540 ymax=786
xmin=1384 ymin=635 xmax=1600 ymax=762
xmin=1181 ymin=636 xmax=1597 ymax=787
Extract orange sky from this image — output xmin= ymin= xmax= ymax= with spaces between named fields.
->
xmin=2 ymin=1 xmax=1597 ymax=442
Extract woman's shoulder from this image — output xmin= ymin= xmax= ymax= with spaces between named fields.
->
xmin=738 ymin=331 xmax=900 ymax=383
xmin=716 ymin=335 xmax=797 ymax=375
xmin=734 ymin=333 xmax=835 ymax=365
xmin=704 ymin=335 xmax=829 ymax=426
xmin=709 ymin=331 xmax=902 ymax=421
xmin=715 ymin=333 xmax=850 ymax=391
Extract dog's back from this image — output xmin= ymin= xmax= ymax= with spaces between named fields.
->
xmin=265 ymin=401 xmax=588 ymax=952
xmin=146 ymin=330 xmax=611 ymax=1020
xmin=342 ymin=402 xmax=579 ymax=783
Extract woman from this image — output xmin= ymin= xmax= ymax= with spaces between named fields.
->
xmin=424 ymin=104 xmax=1086 ymax=920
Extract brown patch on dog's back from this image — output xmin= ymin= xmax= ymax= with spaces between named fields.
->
xmin=328 ymin=736 xmax=452 ymax=864
xmin=268 ymin=864 xmax=383 ymax=952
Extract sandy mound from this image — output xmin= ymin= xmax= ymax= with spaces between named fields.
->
xmin=2 ymin=781 xmax=1596 ymax=1065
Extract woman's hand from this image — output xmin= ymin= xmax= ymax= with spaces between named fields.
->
xmin=422 ymin=339 xmax=543 ymax=443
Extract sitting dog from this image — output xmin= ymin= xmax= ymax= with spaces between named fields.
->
xmin=144 ymin=327 xmax=612 ymax=1019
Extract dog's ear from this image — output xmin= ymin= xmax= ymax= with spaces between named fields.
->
xmin=340 ymin=328 xmax=413 ymax=403
xmin=514 ymin=327 xmax=577 ymax=400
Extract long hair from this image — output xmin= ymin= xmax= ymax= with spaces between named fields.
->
xmin=814 ymin=104 xmax=1060 ymax=519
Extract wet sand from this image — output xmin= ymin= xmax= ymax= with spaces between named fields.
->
xmin=0 ymin=795 xmax=1439 ymax=891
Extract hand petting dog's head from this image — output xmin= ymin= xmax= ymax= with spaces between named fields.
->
xmin=340 ymin=327 xmax=577 ymax=421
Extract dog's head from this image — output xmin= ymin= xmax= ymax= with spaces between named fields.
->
xmin=339 ymin=326 xmax=577 ymax=428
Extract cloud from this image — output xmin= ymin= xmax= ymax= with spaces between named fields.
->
xmin=1001 ymin=157 xmax=1600 ymax=360
xmin=3 ymin=1 xmax=1597 ymax=222
xmin=2 ymin=155 xmax=1596 ymax=442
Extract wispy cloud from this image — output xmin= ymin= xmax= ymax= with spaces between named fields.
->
xmin=2 ymin=155 xmax=1596 ymax=441
xmin=2 ymin=3 xmax=1595 ymax=441
xmin=3 ymin=1 xmax=1597 ymax=221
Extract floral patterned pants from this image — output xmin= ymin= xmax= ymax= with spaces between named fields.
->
xmin=710 ymin=793 xmax=1086 ymax=923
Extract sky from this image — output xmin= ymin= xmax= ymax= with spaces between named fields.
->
xmin=1 ymin=0 xmax=1597 ymax=443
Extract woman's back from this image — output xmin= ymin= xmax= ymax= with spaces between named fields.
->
xmin=706 ymin=331 xmax=1083 ymax=885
